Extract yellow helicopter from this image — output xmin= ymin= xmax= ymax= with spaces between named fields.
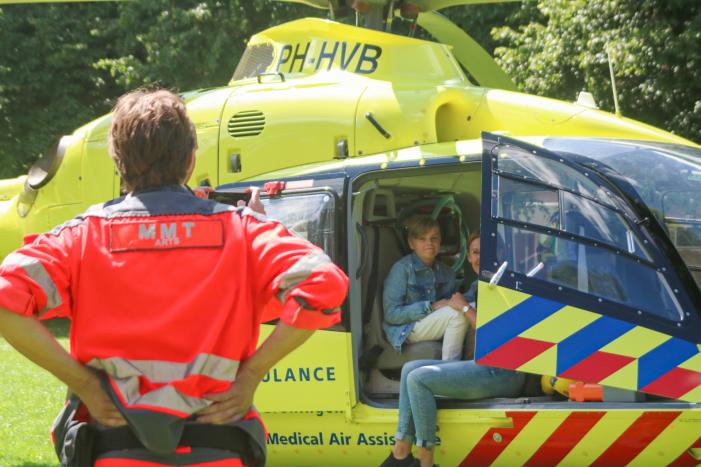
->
xmin=1 ymin=0 xmax=700 ymax=465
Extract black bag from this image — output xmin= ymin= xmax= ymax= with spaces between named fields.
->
xmin=59 ymin=421 xmax=97 ymax=467
xmin=52 ymin=395 xmax=97 ymax=467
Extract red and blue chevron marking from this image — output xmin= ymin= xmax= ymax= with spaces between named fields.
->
xmin=475 ymin=292 xmax=700 ymax=400
xmin=557 ymin=316 xmax=635 ymax=381
xmin=475 ymin=295 xmax=562 ymax=363
xmin=638 ymin=337 xmax=700 ymax=397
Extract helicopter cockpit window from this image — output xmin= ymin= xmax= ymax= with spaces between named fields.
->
xmin=542 ymin=138 xmax=701 ymax=290
xmin=232 ymin=43 xmax=275 ymax=81
xmin=262 ymin=192 xmax=336 ymax=256
xmin=663 ymin=191 xmax=701 ymax=286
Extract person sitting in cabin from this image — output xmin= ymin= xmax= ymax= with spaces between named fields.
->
xmin=380 ymin=231 xmax=526 ymax=467
xmin=382 ymin=214 xmax=469 ymax=361
xmin=461 ymin=230 xmax=479 ymax=359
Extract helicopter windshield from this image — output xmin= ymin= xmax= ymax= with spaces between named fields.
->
xmin=542 ymin=138 xmax=701 ymax=290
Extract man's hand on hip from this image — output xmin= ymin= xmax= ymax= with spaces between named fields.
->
xmin=198 ymin=322 xmax=314 ymax=424
xmin=73 ymin=372 xmax=126 ymax=427
xmin=197 ymin=366 xmax=259 ymax=424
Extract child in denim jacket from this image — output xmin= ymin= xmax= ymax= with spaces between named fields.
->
xmin=382 ymin=215 xmax=470 ymax=360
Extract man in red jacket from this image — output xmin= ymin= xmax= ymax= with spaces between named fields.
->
xmin=0 ymin=89 xmax=348 ymax=466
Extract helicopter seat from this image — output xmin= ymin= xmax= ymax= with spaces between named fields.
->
xmin=360 ymin=189 xmax=441 ymax=395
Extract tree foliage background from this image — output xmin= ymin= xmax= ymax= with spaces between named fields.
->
xmin=0 ymin=0 xmax=699 ymax=179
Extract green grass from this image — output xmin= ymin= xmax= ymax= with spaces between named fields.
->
xmin=0 ymin=319 xmax=70 ymax=466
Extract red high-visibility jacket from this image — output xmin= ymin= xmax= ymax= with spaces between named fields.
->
xmin=0 ymin=185 xmax=348 ymax=463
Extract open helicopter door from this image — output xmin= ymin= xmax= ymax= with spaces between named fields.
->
xmin=475 ymin=132 xmax=701 ymax=403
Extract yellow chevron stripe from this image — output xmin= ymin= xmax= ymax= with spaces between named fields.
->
xmin=629 ymin=415 xmax=699 ymax=466
xmin=678 ymin=350 xmax=701 ymax=372
xmin=559 ymin=411 xmax=640 ymax=465
xmin=453 ymin=425 xmax=494 ymax=456
xmin=599 ymin=360 xmax=638 ymax=391
xmin=491 ymin=411 xmax=569 ymax=467
xmin=437 ymin=410 xmax=495 ymax=462
xmin=682 ymin=384 xmax=701 ymax=402
xmin=519 ymin=305 xmax=598 ymax=344
xmin=476 ymin=282 xmax=531 ymax=327
xmin=599 ymin=326 xmax=670 ymax=358
xmin=517 ymin=345 xmax=557 ymax=376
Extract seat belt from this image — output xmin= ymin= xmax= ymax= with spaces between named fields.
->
xmin=359 ymin=225 xmax=383 ymax=375
xmin=362 ymin=225 xmax=381 ymax=326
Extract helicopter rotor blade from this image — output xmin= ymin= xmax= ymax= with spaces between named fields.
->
xmin=0 ymin=0 xmax=120 ymax=3
xmin=409 ymin=0 xmax=520 ymax=12
xmin=271 ymin=0 xmax=519 ymax=9
xmin=417 ymin=11 xmax=517 ymax=91
xmin=272 ymin=0 xmax=389 ymax=8
xmin=272 ymin=0 xmax=361 ymax=19
xmin=0 ymin=0 xmax=517 ymax=11
xmin=273 ymin=0 xmax=331 ymax=9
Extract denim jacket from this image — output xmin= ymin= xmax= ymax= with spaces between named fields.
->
xmin=382 ymin=253 xmax=456 ymax=351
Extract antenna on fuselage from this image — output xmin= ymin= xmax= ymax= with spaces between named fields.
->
xmin=606 ymin=46 xmax=622 ymax=116
xmin=385 ymin=0 xmax=395 ymax=31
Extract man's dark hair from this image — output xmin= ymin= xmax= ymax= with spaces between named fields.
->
xmin=108 ymin=89 xmax=197 ymax=192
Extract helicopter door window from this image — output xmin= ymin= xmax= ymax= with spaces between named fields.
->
xmin=496 ymin=223 xmax=684 ymax=322
xmin=495 ymin=177 xmax=560 ymax=227
xmin=496 ymin=146 xmax=615 ymax=208
xmin=561 ymin=192 xmax=649 ymax=259
xmin=492 ymin=175 xmax=680 ymax=320
xmin=485 ymin=135 xmax=692 ymax=327
xmin=262 ymin=192 xmax=336 ymax=256
xmin=495 ymin=176 xmax=649 ymax=260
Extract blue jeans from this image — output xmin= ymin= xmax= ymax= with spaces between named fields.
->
xmin=395 ymin=359 xmax=526 ymax=448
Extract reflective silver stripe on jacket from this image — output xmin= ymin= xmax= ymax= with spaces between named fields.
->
xmin=276 ymin=250 xmax=333 ymax=303
xmin=1 ymin=252 xmax=63 ymax=315
xmin=88 ymin=353 xmax=240 ymax=414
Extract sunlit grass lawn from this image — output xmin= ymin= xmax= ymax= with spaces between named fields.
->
xmin=0 ymin=319 xmax=70 ymax=466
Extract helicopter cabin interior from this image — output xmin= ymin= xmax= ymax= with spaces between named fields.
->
xmin=353 ymin=165 xmax=483 ymax=395
xmin=220 ymin=137 xmax=701 ymax=410
xmin=345 ymin=159 xmax=690 ymax=409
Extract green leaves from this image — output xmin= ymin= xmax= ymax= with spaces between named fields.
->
xmin=0 ymin=1 xmax=321 ymax=179
xmin=0 ymin=3 xmax=120 ymax=178
xmin=490 ymin=0 xmax=701 ymax=142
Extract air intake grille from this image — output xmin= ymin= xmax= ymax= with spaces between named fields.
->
xmin=228 ymin=111 xmax=265 ymax=138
